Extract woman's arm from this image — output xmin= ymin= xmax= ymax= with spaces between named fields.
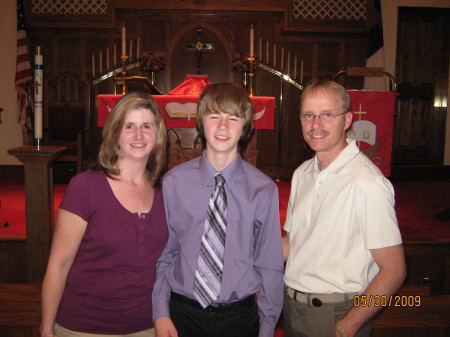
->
xmin=40 ymin=209 xmax=88 ymax=337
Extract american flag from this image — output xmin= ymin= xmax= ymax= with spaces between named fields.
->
xmin=15 ymin=0 xmax=33 ymax=135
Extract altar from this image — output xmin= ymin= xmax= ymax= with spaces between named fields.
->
xmin=97 ymin=94 xmax=275 ymax=130
xmin=96 ymin=74 xmax=275 ymax=168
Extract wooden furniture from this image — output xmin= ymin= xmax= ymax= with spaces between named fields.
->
xmin=97 ymin=94 xmax=276 ymax=169
xmin=372 ymin=285 xmax=450 ymax=337
xmin=7 ymin=146 xmax=66 ymax=283
xmin=333 ymin=66 xmax=397 ymax=91
xmin=45 ymin=73 xmax=89 ymax=174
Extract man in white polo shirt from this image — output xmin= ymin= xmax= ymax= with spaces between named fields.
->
xmin=282 ymin=79 xmax=406 ymax=337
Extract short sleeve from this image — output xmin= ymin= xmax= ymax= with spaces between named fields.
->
xmin=59 ymin=171 xmax=95 ymax=222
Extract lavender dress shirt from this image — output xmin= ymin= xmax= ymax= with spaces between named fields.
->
xmin=153 ymin=152 xmax=284 ymax=337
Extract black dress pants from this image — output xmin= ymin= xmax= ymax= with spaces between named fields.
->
xmin=169 ymin=292 xmax=259 ymax=337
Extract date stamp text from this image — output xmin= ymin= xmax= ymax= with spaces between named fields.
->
xmin=353 ymin=295 xmax=421 ymax=307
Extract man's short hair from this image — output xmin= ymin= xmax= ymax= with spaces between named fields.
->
xmin=300 ymin=79 xmax=351 ymax=114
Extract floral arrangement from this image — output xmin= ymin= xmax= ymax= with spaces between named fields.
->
xmin=231 ymin=53 xmax=258 ymax=73
xmin=138 ymin=53 xmax=166 ymax=72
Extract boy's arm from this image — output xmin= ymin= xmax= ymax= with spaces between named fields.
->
xmin=152 ymin=179 xmax=179 ymax=319
xmin=152 ymin=230 xmax=179 ymax=318
xmin=152 ymin=195 xmax=180 ymax=337
xmin=253 ymin=186 xmax=285 ymax=337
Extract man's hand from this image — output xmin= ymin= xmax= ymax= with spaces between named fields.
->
xmin=155 ymin=317 xmax=178 ymax=337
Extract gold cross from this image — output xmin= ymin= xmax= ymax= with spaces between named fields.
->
xmin=354 ymin=103 xmax=367 ymax=121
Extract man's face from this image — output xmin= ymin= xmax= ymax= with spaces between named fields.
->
xmin=300 ymin=89 xmax=352 ymax=163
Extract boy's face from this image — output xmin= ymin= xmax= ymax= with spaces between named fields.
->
xmin=203 ymin=110 xmax=244 ymax=158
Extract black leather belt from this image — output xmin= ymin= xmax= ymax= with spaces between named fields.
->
xmin=170 ymin=291 xmax=255 ymax=313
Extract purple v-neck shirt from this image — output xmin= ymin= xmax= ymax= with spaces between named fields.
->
xmin=56 ymin=170 xmax=168 ymax=334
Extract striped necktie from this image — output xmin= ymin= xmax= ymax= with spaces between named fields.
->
xmin=193 ymin=173 xmax=227 ymax=308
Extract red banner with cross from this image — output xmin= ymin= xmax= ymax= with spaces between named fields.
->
xmin=347 ymin=91 xmax=396 ymax=177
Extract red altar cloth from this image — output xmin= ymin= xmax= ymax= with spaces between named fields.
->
xmin=347 ymin=91 xmax=396 ymax=177
xmin=97 ymin=95 xmax=275 ymax=130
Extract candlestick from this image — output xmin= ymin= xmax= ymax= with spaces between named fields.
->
xmin=122 ymin=22 xmax=126 ymax=56
xmin=129 ymin=38 xmax=133 ymax=61
xmin=300 ymin=57 xmax=304 ymax=83
xmin=249 ymin=24 xmax=254 ymax=57
xmin=137 ymin=37 xmax=140 ymax=59
xmin=266 ymin=40 xmax=269 ymax=64
xmin=273 ymin=42 xmax=276 ymax=68
xmin=120 ymin=55 xmax=129 ymax=95
xmin=294 ymin=54 xmax=297 ymax=79
xmin=287 ymin=51 xmax=290 ymax=77
xmin=99 ymin=50 xmax=102 ymax=74
xmin=113 ymin=43 xmax=117 ymax=67
xmin=91 ymin=53 xmax=95 ymax=78
xmin=259 ymin=36 xmax=262 ymax=62
xmin=34 ymin=46 xmax=43 ymax=143
xmin=106 ymin=46 xmax=110 ymax=70
xmin=281 ymin=47 xmax=284 ymax=70
xmin=246 ymin=56 xmax=255 ymax=96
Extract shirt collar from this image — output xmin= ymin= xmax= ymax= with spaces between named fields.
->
xmin=198 ymin=150 xmax=243 ymax=188
xmin=305 ymin=139 xmax=360 ymax=174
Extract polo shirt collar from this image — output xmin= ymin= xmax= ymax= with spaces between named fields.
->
xmin=305 ymin=139 xmax=361 ymax=174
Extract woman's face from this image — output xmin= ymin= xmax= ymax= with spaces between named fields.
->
xmin=118 ymin=107 xmax=157 ymax=162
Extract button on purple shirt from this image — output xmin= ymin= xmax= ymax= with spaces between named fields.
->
xmin=153 ymin=153 xmax=284 ymax=337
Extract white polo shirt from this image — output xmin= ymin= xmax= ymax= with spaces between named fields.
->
xmin=284 ymin=140 xmax=402 ymax=294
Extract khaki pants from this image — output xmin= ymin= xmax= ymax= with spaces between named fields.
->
xmin=283 ymin=292 xmax=372 ymax=337
xmin=54 ymin=323 xmax=155 ymax=337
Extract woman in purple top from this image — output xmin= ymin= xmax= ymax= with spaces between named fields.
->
xmin=41 ymin=92 xmax=169 ymax=337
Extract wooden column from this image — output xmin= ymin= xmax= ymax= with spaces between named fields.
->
xmin=7 ymin=146 xmax=66 ymax=283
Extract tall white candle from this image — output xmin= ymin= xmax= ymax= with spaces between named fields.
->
xmin=137 ymin=37 xmax=140 ymax=59
xmin=113 ymin=43 xmax=117 ymax=66
xmin=91 ymin=53 xmax=95 ymax=77
xmin=266 ymin=40 xmax=269 ymax=64
xmin=122 ymin=22 xmax=126 ymax=56
xmin=300 ymin=57 xmax=304 ymax=83
xmin=34 ymin=46 xmax=43 ymax=140
xmin=106 ymin=46 xmax=110 ymax=70
xmin=129 ymin=39 xmax=133 ymax=61
xmin=273 ymin=42 xmax=276 ymax=68
xmin=287 ymin=51 xmax=290 ymax=76
xmin=249 ymin=24 xmax=254 ymax=57
xmin=281 ymin=47 xmax=284 ymax=70
xmin=294 ymin=54 xmax=297 ymax=78
xmin=99 ymin=50 xmax=102 ymax=74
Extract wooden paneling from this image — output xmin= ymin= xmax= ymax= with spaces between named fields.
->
xmin=393 ymin=7 xmax=450 ymax=165
xmin=0 ymin=240 xmax=27 ymax=284
xmin=28 ymin=1 xmax=445 ymax=177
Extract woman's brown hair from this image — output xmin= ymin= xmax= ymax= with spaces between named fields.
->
xmin=97 ymin=92 xmax=167 ymax=187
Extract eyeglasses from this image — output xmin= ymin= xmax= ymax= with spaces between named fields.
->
xmin=300 ymin=112 xmax=347 ymax=123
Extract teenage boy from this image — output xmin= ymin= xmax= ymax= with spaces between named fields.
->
xmin=153 ymin=82 xmax=284 ymax=337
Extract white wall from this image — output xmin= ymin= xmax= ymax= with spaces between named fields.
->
xmin=381 ymin=0 xmax=450 ymax=165
xmin=0 ymin=0 xmax=24 ymax=165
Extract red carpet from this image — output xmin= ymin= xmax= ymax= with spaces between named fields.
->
xmin=0 ymin=184 xmax=66 ymax=238
xmin=1 ymin=180 xmax=450 ymax=240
